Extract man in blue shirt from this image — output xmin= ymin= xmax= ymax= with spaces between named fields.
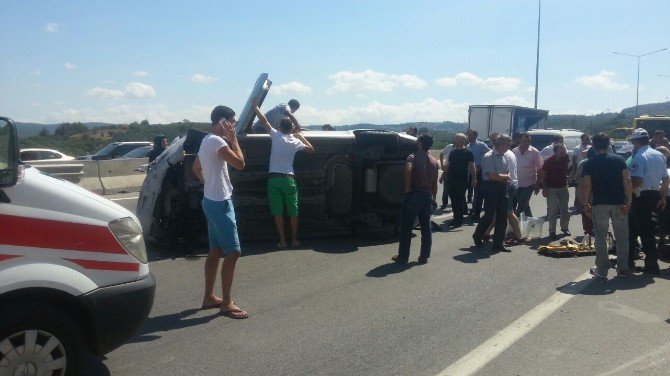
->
xmin=628 ymin=128 xmax=669 ymax=274
xmin=466 ymin=129 xmax=491 ymax=221
xmin=473 ymin=134 xmax=513 ymax=254
xmin=582 ymin=133 xmax=632 ymax=278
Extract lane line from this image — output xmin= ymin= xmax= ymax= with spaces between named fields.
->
xmin=109 ymin=196 xmax=139 ymax=202
xmin=437 ymin=270 xmax=594 ymax=376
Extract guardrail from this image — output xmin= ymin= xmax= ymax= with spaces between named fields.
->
xmin=26 ymin=159 xmax=149 ymax=195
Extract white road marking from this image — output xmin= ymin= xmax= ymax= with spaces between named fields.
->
xmin=596 ymin=341 xmax=670 ymax=376
xmin=437 ymin=270 xmax=594 ymax=376
xmin=109 ymin=196 xmax=139 ymax=202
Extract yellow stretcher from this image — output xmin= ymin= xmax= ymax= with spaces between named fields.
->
xmin=538 ymin=237 xmax=596 ymax=258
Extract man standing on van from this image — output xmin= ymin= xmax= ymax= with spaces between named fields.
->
xmin=193 ymin=105 xmax=248 ymax=319
xmin=254 ymin=102 xmax=315 ymax=249
xmin=251 ymin=99 xmax=301 ymax=133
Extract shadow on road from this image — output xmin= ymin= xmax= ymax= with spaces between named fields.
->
xmin=453 ymin=246 xmax=490 ymax=264
xmin=556 ymin=270 xmax=667 ymax=296
xmin=145 ymin=235 xmax=404 ymax=260
xmin=129 ymin=308 xmax=219 ymax=344
xmin=83 ymin=354 xmax=111 ymax=376
xmin=366 ymin=261 xmax=418 ymax=277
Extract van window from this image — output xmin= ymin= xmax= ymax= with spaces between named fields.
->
xmin=530 ymin=135 xmax=555 ymax=150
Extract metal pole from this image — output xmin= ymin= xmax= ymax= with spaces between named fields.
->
xmin=612 ymin=48 xmax=667 ymax=117
xmin=636 ymin=56 xmax=640 ymax=117
xmin=534 ymin=0 xmax=541 ymax=109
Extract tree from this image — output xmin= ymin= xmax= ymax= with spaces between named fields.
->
xmin=54 ymin=122 xmax=87 ymax=137
xmin=39 ymin=127 xmax=49 ymax=136
xmin=140 ymin=119 xmax=150 ymax=126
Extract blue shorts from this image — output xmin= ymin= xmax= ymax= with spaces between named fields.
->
xmin=201 ymin=197 xmax=241 ymax=254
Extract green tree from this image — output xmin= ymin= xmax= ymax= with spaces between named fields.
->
xmin=54 ymin=122 xmax=87 ymax=137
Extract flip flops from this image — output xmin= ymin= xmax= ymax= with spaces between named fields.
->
xmin=200 ymin=299 xmax=222 ymax=310
xmin=221 ymin=307 xmax=249 ymax=319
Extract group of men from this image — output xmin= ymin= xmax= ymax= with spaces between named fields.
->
xmin=192 ymin=99 xmax=310 ymax=319
xmin=394 ymin=126 xmax=670 ymax=281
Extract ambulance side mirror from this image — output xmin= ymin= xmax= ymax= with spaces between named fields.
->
xmin=0 ymin=118 xmax=20 ymax=188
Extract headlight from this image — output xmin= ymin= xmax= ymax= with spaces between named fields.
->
xmin=108 ymin=217 xmax=148 ymax=263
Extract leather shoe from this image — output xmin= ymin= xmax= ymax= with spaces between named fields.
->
xmin=472 ymin=234 xmax=483 ymax=247
xmin=492 ymin=246 xmax=511 ymax=253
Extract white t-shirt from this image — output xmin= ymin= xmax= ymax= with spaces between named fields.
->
xmin=573 ymin=144 xmax=589 ymax=165
xmin=540 ymin=144 xmax=555 ymax=160
xmin=198 ymin=134 xmax=234 ymax=201
xmin=505 ymin=149 xmax=518 ymax=186
xmin=269 ymin=127 xmax=306 ymax=174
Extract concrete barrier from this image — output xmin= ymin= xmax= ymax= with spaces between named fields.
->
xmin=28 ymin=161 xmax=84 ymax=183
xmin=79 ymin=160 xmax=104 ymax=194
xmin=98 ymin=158 xmax=149 ymax=195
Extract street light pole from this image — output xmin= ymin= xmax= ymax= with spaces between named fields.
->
xmin=613 ymin=48 xmax=667 ymax=117
xmin=534 ymin=0 xmax=541 ymax=109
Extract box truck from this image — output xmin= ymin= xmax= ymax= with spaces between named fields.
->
xmin=468 ymin=105 xmax=548 ymax=139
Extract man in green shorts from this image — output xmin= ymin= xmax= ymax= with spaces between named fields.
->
xmin=253 ymin=102 xmax=314 ymax=248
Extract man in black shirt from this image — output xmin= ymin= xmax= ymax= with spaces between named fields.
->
xmin=446 ymin=133 xmax=477 ymax=227
xmin=582 ymin=132 xmax=633 ymax=278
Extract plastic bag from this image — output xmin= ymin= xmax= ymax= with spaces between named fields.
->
xmin=521 ymin=213 xmax=545 ymax=240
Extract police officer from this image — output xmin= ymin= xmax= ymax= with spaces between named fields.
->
xmin=628 ymin=128 xmax=669 ymax=274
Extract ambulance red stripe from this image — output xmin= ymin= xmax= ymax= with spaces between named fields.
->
xmin=65 ymin=258 xmax=140 ymax=272
xmin=0 ymin=214 xmax=126 ymax=254
xmin=0 ymin=254 xmax=20 ymax=262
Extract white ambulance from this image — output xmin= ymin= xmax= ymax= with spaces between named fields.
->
xmin=0 ymin=117 xmax=155 ymax=375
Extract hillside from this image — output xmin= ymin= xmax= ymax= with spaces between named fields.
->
xmin=14 ymin=100 xmax=670 ymax=154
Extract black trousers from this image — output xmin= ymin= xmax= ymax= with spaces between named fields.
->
xmin=441 ymin=179 xmax=449 ymax=207
xmin=629 ymin=190 xmax=660 ymax=269
xmin=471 ymin=168 xmax=484 ymax=217
xmin=448 ymin=182 xmax=468 ymax=225
xmin=474 ymin=181 xmax=508 ymax=248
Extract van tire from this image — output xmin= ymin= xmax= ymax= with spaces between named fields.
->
xmin=0 ymin=303 xmax=87 ymax=376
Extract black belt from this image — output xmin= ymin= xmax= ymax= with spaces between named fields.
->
xmin=269 ymin=172 xmax=294 ymax=178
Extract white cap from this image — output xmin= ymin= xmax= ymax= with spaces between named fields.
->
xmin=629 ymin=128 xmax=649 ymax=140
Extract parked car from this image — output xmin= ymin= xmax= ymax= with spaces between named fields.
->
xmin=121 ymin=145 xmax=152 ymax=159
xmin=77 ymin=141 xmax=152 ymax=160
xmin=20 ymin=148 xmax=74 ymax=162
xmin=137 ymin=74 xmax=417 ymax=244
xmin=1 ymin=117 xmax=155 ymax=375
xmin=612 ymin=141 xmax=634 ymax=159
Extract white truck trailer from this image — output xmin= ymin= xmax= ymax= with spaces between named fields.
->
xmin=468 ymin=105 xmax=548 ymax=140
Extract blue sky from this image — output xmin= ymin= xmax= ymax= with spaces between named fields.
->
xmin=1 ymin=0 xmax=668 ymax=126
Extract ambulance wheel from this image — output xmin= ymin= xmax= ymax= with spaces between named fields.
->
xmin=0 ymin=303 xmax=86 ymax=376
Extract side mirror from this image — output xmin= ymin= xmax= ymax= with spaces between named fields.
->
xmin=0 ymin=117 xmax=20 ymax=187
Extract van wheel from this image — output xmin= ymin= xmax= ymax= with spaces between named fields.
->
xmin=0 ymin=304 xmax=86 ymax=376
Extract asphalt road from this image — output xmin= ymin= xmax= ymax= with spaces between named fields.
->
xmin=88 ymin=189 xmax=670 ymax=375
